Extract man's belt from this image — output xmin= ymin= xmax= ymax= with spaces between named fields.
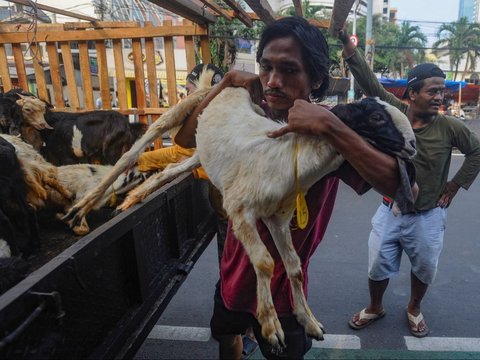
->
xmin=382 ymin=196 xmax=393 ymax=209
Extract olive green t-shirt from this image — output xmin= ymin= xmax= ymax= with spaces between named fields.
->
xmin=346 ymin=48 xmax=480 ymax=210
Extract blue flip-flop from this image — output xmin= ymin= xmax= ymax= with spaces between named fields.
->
xmin=242 ymin=335 xmax=258 ymax=358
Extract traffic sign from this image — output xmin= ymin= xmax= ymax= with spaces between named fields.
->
xmin=349 ymin=34 xmax=358 ymax=47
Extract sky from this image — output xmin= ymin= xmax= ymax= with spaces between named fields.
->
xmin=0 ymin=0 xmax=462 ymax=44
xmin=389 ymin=0 xmax=460 ymax=46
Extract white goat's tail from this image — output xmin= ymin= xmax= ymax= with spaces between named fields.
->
xmin=62 ymin=88 xmax=210 ymax=229
xmin=117 ymin=152 xmax=202 ymax=211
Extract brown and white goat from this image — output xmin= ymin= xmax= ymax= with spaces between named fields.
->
xmin=0 ymin=136 xmax=40 ymax=257
xmin=10 ymin=94 xmax=146 ymax=166
xmin=63 ymin=83 xmax=416 ymax=348
xmin=0 ymin=134 xmax=72 ymax=210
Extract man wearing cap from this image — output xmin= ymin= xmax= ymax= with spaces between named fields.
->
xmin=339 ymin=31 xmax=480 ymax=337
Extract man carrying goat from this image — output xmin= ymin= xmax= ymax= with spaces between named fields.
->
xmin=172 ymin=17 xmax=416 ymax=360
xmin=64 ymin=16 xmax=416 ymax=360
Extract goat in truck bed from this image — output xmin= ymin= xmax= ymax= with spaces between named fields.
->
xmin=0 ymin=136 xmax=40 ymax=257
xmin=0 ymin=134 xmax=147 ymax=236
xmin=35 ymin=110 xmax=146 ymax=165
xmin=63 ymin=84 xmax=416 ymax=349
xmin=1 ymin=91 xmax=146 ymax=166
xmin=0 ymin=89 xmax=51 ymax=137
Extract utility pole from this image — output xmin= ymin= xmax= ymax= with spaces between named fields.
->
xmin=365 ymin=0 xmax=374 ymax=69
xmin=349 ymin=0 xmax=360 ymax=102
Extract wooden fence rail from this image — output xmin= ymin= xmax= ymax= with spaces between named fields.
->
xmin=0 ymin=20 xmax=211 ymax=126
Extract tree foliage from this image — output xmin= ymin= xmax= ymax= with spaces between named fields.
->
xmin=204 ymin=1 xmax=480 ymax=82
xmin=347 ymin=15 xmax=426 ymax=77
xmin=206 ymin=1 xmax=264 ymax=73
xmin=433 ymin=17 xmax=480 ymax=80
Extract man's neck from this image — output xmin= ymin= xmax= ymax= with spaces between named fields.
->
xmin=262 ymin=103 xmax=288 ymax=122
xmin=407 ymin=107 xmax=436 ymax=129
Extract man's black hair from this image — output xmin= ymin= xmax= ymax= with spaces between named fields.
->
xmin=256 ymin=16 xmax=330 ymax=101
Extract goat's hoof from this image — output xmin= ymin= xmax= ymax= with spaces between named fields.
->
xmin=66 ymin=214 xmax=82 ymax=230
xmin=305 ymin=318 xmax=325 ymax=341
xmin=260 ymin=317 xmax=285 ymax=350
xmin=55 ymin=212 xmax=66 ymax=221
xmin=111 ymin=208 xmax=122 ymax=217
xmin=72 ymin=224 xmax=90 ymax=236
xmin=61 ymin=208 xmax=76 ymax=222
xmin=62 ymin=214 xmax=82 ymax=235
xmin=117 ymin=196 xmax=140 ymax=211
xmin=264 ymin=334 xmax=285 ymax=355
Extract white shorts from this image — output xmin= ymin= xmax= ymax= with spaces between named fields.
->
xmin=368 ymin=203 xmax=447 ymax=285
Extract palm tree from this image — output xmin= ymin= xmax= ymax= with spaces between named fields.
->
xmin=353 ymin=14 xmax=397 ymax=76
xmin=352 ymin=16 xmax=427 ymax=78
xmin=459 ymin=23 xmax=480 ymax=80
xmin=433 ymin=17 xmax=480 ymax=80
xmin=207 ymin=0 xmax=264 ymax=72
xmin=395 ymin=21 xmax=427 ymax=76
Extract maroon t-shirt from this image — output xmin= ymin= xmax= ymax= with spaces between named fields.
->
xmin=220 ymin=164 xmax=370 ymax=316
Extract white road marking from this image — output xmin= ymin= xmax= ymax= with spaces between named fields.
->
xmin=147 ymin=326 xmax=360 ymax=349
xmin=312 ymin=334 xmax=361 ymax=349
xmin=147 ymin=325 xmax=211 ymax=342
xmin=146 ymin=326 xmax=480 ymax=353
xmin=405 ymin=336 xmax=480 ymax=352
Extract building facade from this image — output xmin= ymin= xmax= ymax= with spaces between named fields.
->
xmin=458 ymin=0 xmax=479 ymax=22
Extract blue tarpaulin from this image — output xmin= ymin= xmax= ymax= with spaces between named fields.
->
xmin=379 ymin=78 xmax=467 ymax=89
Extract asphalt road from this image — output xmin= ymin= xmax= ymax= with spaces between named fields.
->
xmin=135 ymin=154 xmax=480 ymax=359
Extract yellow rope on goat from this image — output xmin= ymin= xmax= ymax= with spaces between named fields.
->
xmin=294 ymin=141 xmax=309 ymax=229
xmin=108 ymin=184 xmax=117 ymax=207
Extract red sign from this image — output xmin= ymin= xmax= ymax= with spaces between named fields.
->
xmin=349 ymin=34 xmax=358 ymax=47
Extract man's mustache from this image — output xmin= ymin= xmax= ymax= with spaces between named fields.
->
xmin=264 ymin=89 xmax=287 ymax=98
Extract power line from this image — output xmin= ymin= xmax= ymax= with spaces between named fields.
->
xmin=328 ymin=43 xmax=479 ymax=51
xmin=394 ymin=18 xmax=463 ymax=25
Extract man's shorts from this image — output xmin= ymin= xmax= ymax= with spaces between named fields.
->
xmin=368 ymin=204 xmax=447 ymax=285
xmin=210 ymin=283 xmax=312 ymax=360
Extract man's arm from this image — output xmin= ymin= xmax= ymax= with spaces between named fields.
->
xmin=269 ymin=99 xmax=400 ymax=197
xmin=438 ymin=124 xmax=480 ymax=207
xmin=174 ymin=71 xmax=263 ymax=148
xmin=339 ymin=31 xmax=407 ymax=112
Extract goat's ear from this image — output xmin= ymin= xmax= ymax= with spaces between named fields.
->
xmin=16 ymin=98 xmax=25 ymax=106
xmin=17 ymin=93 xmax=28 ymax=100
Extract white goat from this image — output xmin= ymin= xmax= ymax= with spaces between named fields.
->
xmin=64 ymin=82 xmax=416 ymax=348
